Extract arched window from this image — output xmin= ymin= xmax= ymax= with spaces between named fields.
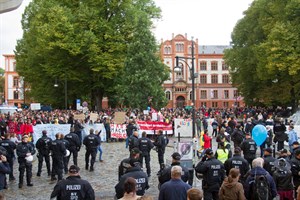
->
xmin=189 ymin=90 xmax=192 ymax=100
xmin=165 ymin=91 xmax=171 ymax=100
xmin=168 ymin=47 xmax=171 ymax=54
xmin=164 ymin=47 xmax=168 ymax=54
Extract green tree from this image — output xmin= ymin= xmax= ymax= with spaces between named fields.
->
xmin=15 ymin=0 xmax=162 ymax=110
xmin=111 ymin=1 xmax=168 ymax=110
xmin=224 ymin=0 xmax=300 ymax=111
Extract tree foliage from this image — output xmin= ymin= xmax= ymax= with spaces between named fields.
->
xmin=15 ymin=0 xmax=163 ymax=110
xmin=224 ymin=0 xmax=300 ymax=111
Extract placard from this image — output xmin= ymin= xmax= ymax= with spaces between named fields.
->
xmin=90 ymin=113 xmax=99 ymax=122
xmin=114 ymin=112 xmax=126 ymax=124
xmin=30 ymin=103 xmax=41 ymax=110
xmin=74 ymin=114 xmax=85 ymax=120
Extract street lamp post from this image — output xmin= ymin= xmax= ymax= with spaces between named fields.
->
xmin=174 ymin=39 xmax=197 ymax=138
xmin=54 ymin=77 xmax=68 ymax=110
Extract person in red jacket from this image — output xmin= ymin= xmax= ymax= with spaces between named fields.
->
xmin=203 ymin=129 xmax=212 ymax=149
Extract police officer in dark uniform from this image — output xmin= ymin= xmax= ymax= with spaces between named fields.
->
xmin=138 ymin=131 xmax=154 ymax=177
xmin=154 ymin=130 xmax=169 ymax=171
xmin=16 ymin=135 xmax=36 ymax=188
xmin=64 ymin=127 xmax=81 ymax=166
xmin=263 ymin=147 xmax=276 ymax=176
xmin=240 ymin=132 xmax=257 ymax=167
xmin=224 ymin=147 xmax=249 ymax=185
xmin=158 ymin=152 xmax=190 ymax=188
xmin=35 ymin=130 xmax=52 ymax=177
xmin=195 ymin=149 xmax=225 ymax=200
xmin=50 ymin=165 xmax=95 ymax=199
xmin=83 ymin=128 xmax=100 ymax=172
xmin=59 ymin=133 xmax=70 ymax=174
xmin=126 ymin=119 xmax=137 ymax=148
xmin=115 ymin=158 xmax=149 ymax=199
xmin=0 ymin=133 xmax=16 ymax=180
xmin=128 ymin=131 xmax=139 ymax=152
xmin=273 ymin=118 xmax=287 ymax=151
xmin=50 ymin=133 xmax=67 ymax=181
xmin=118 ymin=148 xmax=141 ymax=181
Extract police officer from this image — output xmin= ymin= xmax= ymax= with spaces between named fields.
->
xmin=158 ymin=152 xmax=189 ymax=188
xmin=273 ymin=118 xmax=287 ymax=151
xmin=16 ymin=135 xmax=36 ymax=188
xmin=0 ymin=133 xmax=16 ymax=180
xmin=83 ymin=128 xmax=100 ymax=171
xmin=64 ymin=127 xmax=81 ymax=166
xmin=263 ymin=147 xmax=276 ymax=176
xmin=50 ymin=165 xmax=95 ymax=199
xmin=224 ymin=147 xmax=249 ymax=185
xmin=126 ymin=119 xmax=137 ymax=148
xmin=50 ymin=133 xmax=66 ymax=181
xmin=115 ymin=158 xmax=149 ymax=199
xmin=240 ymin=132 xmax=257 ymax=167
xmin=154 ymin=130 xmax=169 ymax=171
xmin=35 ymin=130 xmax=52 ymax=177
xmin=118 ymin=148 xmax=141 ymax=181
xmin=195 ymin=149 xmax=225 ymax=200
xmin=138 ymin=131 xmax=154 ymax=177
xmin=59 ymin=133 xmax=70 ymax=174
xmin=128 ymin=131 xmax=139 ymax=152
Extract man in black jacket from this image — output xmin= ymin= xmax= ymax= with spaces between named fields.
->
xmin=50 ymin=133 xmax=66 ymax=182
xmin=50 ymin=165 xmax=95 ymax=200
xmin=118 ymin=148 xmax=141 ymax=181
xmin=115 ymin=158 xmax=149 ymax=199
xmin=195 ymin=149 xmax=225 ymax=200
xmin=273 ymin=118 xmax=287 ymax=151
xmin=35 ymin=130 xmax=52 ymax=177
xmin=0 ymin=133 xmax=16 ymax=180
xmin=128 ymin=131 xmax=139 ymax=152
xmin=138 ymin=131 xmax=154 ymax=177
xmin=224 ymin=147 xmax=249 ymax=185
xmin=158 ymin=152 xmax=189 ymax=188
xmin=240 ymin=132 xmax=257 ymax=167
xmin=154 ymin=130 xmax=169 ymax=171
xmin=291 ymin=149 xmax=300 ymax=197
xmin=16 ymin=135 xmax=36 ymax=188
xmin=83 ymin=128 xmax=100 ymax=172
xmin=263 ymin=147 xmax=276 ymax=176
xmin=64 ymin=128 xmax=81 ymax=166
xmin=126 ymin=119 xmax=137 ymax=149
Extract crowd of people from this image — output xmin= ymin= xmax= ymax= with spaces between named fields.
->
xmin=0 ymin=106 xmax=298 ymax=199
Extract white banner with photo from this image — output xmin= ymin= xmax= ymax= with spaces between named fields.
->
xmin=33 ymin=123 xmax=106 ymax=143
xmin=174 ymin=118 xmax=193 ymax=137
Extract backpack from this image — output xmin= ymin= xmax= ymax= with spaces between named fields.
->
xmin=251 ymin=175 xmax=271 ymax=200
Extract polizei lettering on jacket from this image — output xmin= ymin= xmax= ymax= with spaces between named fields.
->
xmin=66 ymin=185 xmax=81 ymax=190
xmin=210 ymin=165 xmax=221 ymax=169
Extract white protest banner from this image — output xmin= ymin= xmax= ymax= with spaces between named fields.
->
xmin=30 ymin=103 xmax=41 ymax=110
xmin=174 ymin=118 xmax=193 ymax=137
xmin=83 ymin=124 xmax=106 ymax=142
xmin=152 ymin=113 xmax=158 ymax=121
xmin=110 ymin=124 xmax=127 ymax=139
xmin=143 ymin=110 xmax=149 ymax=115
xmin=33 ymin=124 xmax=71 ymax=143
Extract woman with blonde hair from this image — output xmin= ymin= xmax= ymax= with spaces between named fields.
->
xmin=219 ymin=168 xmax=246 ymax=200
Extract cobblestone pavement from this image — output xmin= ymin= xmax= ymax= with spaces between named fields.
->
xmin=4 ymin=138 xmax=203 ymax=200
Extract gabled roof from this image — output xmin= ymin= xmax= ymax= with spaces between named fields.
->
xmin=198 ymin=45 xmax=231 ymax=54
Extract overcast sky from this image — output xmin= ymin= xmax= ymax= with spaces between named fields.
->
xmin=0 ymin=0 xmax=253 ymax=67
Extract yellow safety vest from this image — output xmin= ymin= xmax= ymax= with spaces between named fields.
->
xmin=216 ymin=149 xmax=229 ymax=163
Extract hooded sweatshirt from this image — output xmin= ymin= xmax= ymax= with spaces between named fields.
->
xmin=218 ymin=177 xmax=246 ymax=200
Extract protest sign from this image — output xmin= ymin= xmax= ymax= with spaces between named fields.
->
xmin=114 ymin=112 xmax=126 ymax=124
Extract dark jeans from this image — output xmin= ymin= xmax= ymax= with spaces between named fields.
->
xmin=37 ymin=153 xmax=51 ymax=175
xmin=157 ymin=149 xmax=165 ymax=169
xmin=66 ymin=149 xmax=78 ymax=166
xmin=85 ymin=148 xmax=97 ymax=169
xmin=7 ymin=157 xmax=14 ymax=179
xmin=140 ymin=153 xmax=151 ymax=176
xmin=19 ymin=162 xmax=32 ymax=185
xmin=51 ymin=156 xmax=63 ymax=181
xmin=277 ymin=141 xmax=284 ymax=151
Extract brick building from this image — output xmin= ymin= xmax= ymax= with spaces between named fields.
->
xmin=161 ymin=34 xmax=244 ymax=109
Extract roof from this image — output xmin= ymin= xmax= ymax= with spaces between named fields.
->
xmin=198 ymin=45 xmax=231 ymax=54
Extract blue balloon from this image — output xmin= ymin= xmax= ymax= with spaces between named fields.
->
xmin=252 ymin=125 xmax=267 ymax=146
